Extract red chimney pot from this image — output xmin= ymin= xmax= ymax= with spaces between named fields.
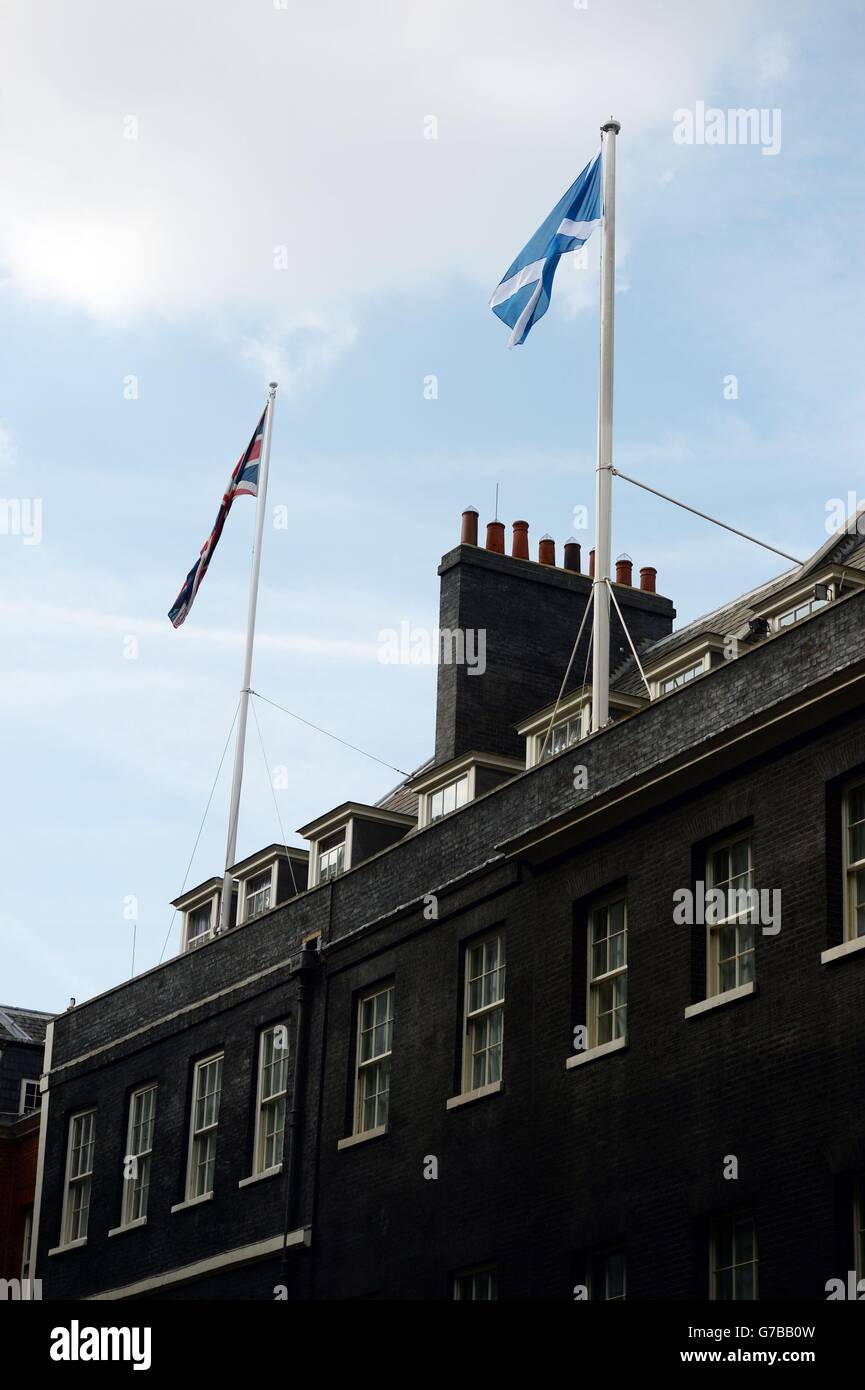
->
xmin=639 ymin=566 xmax=657 ymax=594
xmin=589 ymin=548 xmax=596 ymax=579
xmin=485 ymin=520 xmax=505 ymax=554
xmin=512 ymin=520 xmax=529 ymax=560
xmin=460 ymin=507 xmax=479 ymax=546
xmin=615 ymin=555 xmax=633 ymax=586
xmin=538 ymin=534 xmax=556 ymax=567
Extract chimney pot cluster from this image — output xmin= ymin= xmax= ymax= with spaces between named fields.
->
xmin=458 ymin=512 xmax=657 ymax=592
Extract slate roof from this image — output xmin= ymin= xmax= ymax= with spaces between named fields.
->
xmin=0 ymin=1005 xmax=54 ymax=1043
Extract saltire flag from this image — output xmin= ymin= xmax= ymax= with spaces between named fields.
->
xmin=489 ymin=150 xmax=602 ymax=347
xmin=168 ymin=409 xmax=266 ymax=628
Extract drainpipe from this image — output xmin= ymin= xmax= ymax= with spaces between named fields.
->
xmin=279 ymin=940 xmax=318 ymax=1286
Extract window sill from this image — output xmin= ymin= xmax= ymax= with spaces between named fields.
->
xmin=337 ymin=1125 xmax=388 ymax=1151
xmin=446 ymin=1079 xmax=502 ymax=1111
xmin=566 ymin=1035 xmax=627 ymax=1069
xmin=821 ymin=935 xmax=865 ymax=965
xmin=108 ymin=1217 xmax=147 ymax=1238
xmin=238 ymin=1165 xmax=283 ymax=1188
xmin=684 ymin=980 xmax=755 ymax=1019
xmin=48 ymin=1237 xmax=87 ymax=1257
xmin=170 ymin=1192 xmax=214 ymax=1214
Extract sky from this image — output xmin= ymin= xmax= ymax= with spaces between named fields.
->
xmin=2 ymin=0 xmax=864 ymax=1009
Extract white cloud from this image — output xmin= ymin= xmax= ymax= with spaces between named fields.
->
xmin=0 ymin=0 xmax=785 ymax=332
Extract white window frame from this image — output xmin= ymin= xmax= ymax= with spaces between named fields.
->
xmin=254 ymin=1024 xmax=290 ymax=1176
xmin=315 ymin=827 xmax=350 ymax=887
xmin=185 ymin=1053 xmax=224 ymax=1201
xmin=653 ymin=655 xmax=708 ymax=697
xmin=18 ymin=1078 xmax=40 ymax=1114
xmin=60 ymin=1108 xmax=96 ymax=1247
xmin=706 ymin=832 xmax=755 ymax=997
xmin=461 ymin=931 xmax=506 ymax=1096
xmin=588 ymin=894 xmax=628 ymax=1049
xmin=183 ymin=894 xmax=218 ymax=952
xmin=428 ymin=773 xmax=471 ymax=824
xmin=241 ymin=863 xmax=277 ymax=923
xmin=122 ymin=1084 xmax=157 ymax=1227
xmin=453 ymin=1265 xmax=498 ymax=1300
xmin=353 ymin=983 xmax=394 ymax=1137
xmin=710 ymin=1212 xmax=757 ymax=1300
xmin=774 ymin=583 xmax=834 ymax=631
xmin=536 ymin=712 xmax=585 ymax=764
xmin=843 ymin=780 xmax=865 ymax=943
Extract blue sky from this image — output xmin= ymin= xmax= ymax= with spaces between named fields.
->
xmin=2 ymin=0 xmax=864 ymax=1008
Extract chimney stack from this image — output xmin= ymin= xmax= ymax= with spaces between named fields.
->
xmin=563 ymin=538 xmax=581 ymax=573
xmin=460 ymin=507 xmax=479 ymax=546
xmin=512 ymin=520 xmax=529 ymax=560
xmin=639 ymin=566 xmax=657 ymax=594
xmin=589 ymin=548 xmax=596 ymax=579
xmin=485 ymin=520 xmax=505 ymax=554
xmin=615 ymin=555 xmax=633 ymax=587
xmin=538 ymin=534 xmax=556 ymax=566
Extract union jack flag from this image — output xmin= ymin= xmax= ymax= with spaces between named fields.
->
xmin=168 ymin=409 xmax=266 ymax=628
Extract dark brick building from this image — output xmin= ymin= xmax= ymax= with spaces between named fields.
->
xmin=0 ymin=1005 xmax=52 ymax=1290
xmin=32 ymin=511 xmax=865 ymax=1301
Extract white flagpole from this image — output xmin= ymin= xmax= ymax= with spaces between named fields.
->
xmin=218 ymin=381 xmax=278 ymax=934
xmin=591 ymin=119 xmax=620 ymax=733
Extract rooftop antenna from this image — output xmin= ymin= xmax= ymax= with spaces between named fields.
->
xmin=494 ymin=482 xmax=500 ymax=522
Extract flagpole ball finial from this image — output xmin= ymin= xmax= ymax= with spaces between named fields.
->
xmin=268 ymin=381 xmax=278 ymax=392
xmin=601 ymin=118 xmax=621 ymax=134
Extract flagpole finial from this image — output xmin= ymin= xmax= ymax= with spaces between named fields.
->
xmin=268 ymin=381 xmax=278 ymax=393
xmin=601 ymin=118 xmax=621 ymax=134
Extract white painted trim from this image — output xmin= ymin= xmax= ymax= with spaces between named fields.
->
xmin=108 ymin=1217 xmax=147 ymax=1238
xmin=183 ymin=1052 xmax=223 ymax=1202
xmin=85 ymin=1228 xmax=311 ymax=1300
xmin=59 ymin=1108 xmax=96 ymax=1248
xmin=238 ymin=860 xmax=279 ymax=925
xmin=30 ymin=1018 xmax=52 ymax=1287
xmin=684 ymin=980 xmax=756 ymax=1019
xmin=821 ymin=934 xmax=865 ymax=965
xmin=182 ymin=891 xmax=219 ymax=953
xmin=252 ymin=1023 xmax=289 ymax=1177
xmin=121 ymin=1083 xmax=157 ymax=1228
xmin=171 ymin=1191 xmax=214 ymax=1215
xmin=446 ymin=1079 xmax=502 ymax=1111
xmin=48 ymin=1237 xmax=87 ymax=1257
xmin=566 ymin=1035 xmax=627 ymax=1069
xmin=337 ymin=1124 xmax=387 ymax=1151
xmin=238 ymin=1164 xmax=282 ymax=1188
xmin=18 ymin=1076 xmax=39 ymax=1114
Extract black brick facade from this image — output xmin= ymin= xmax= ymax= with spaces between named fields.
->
xmin=33 ymin=585 xmax=865 ymax=1300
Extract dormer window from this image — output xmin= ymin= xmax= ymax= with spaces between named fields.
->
xmin=186 ymin=901 xmax=215 ymax=951
xmin=658 ymin=659 xmax=705 ymax=695
xmin=244 ymin=870 xmax=273 ymax=922
xmin=429 ymin=775 xmax=469 ymax=822
xmin=319 ymin=839 xmax=346 ymax=883
xmin=410 ymin=753 xmax=522 ymax=828
xmin=542 ymin=715 xmax=583 ymax=758
xmin=775 ymin=584 xmax=833 ymax=630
